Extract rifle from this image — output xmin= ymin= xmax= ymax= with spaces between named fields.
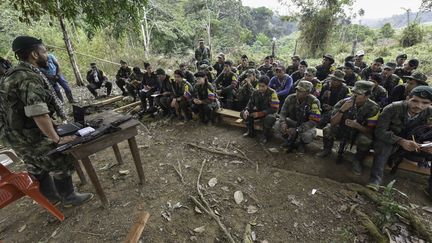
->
xmin=336 ymin=96 xmax=357 ymax=164
xmin=47 ymin=115 xmax=132 ymax=155
xmin=285 ymin=104 xmax=310 ymax=147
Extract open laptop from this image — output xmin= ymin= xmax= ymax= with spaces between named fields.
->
xmin=56 ymin=105 xmax=86 ymax=136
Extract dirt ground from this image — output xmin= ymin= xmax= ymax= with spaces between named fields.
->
xmin=1 ymin=90 xmax=432 ymax=242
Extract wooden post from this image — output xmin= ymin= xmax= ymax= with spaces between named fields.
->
xmin=56 ymin=0 xmax=84 ymax=86
xmin=123 ymin=211 xmax=150 ymax=243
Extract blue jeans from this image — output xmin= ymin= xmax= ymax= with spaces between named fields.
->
xmin=51 ymin=75 xmax=73 ymax=102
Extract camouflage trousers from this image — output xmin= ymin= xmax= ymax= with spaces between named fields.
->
xmin=275 ymin=121 xmax=317 ymax=144
xmin=322 ymin=124 xmax=372 ymax=152
xmin=6 ymin=137 xmax=75 ymax=179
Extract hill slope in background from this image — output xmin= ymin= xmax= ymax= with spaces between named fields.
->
xmin=362 ymin=11 xmax=432 ymax=28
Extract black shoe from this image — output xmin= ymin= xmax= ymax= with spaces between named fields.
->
xmin=54 ymin=176 xmax=94 ymax=207
xmin=33 ymin=173 xmax=61 ymax=204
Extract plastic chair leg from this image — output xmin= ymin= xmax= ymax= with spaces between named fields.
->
xmin=24 ymin=188 xmax=65 ymax=221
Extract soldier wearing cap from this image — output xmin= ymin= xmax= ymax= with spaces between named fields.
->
xmin=395 ymin=54 xmax=407 ymax=68
xmin=155 ymin=68 xmax=175 ymax=116
xmin=368 ymin=72 xmax=388 ymax=108
xmin=395 ymin=58 xmax=419 ymax=82
xmin=278 ymin=80 xmax=321 ymax=152
xmin=354 ymin=50 xmax=368 ymax=71
xmin=237 ymin=69 xmax=259 ymax=109
xmin=194 ymin=38 xmax=211 ymax=67
xmin=215 ymin=60 xmax=238 ymax=109
xmin=127 ymin=66 xmax=145 ymax=101
xmin=286 ymin=55 xmax=301 ymax=75
xmin=137 ymin=62 xmax=159 ymax=116
xmin=380 ymin=62 xmax=403 ymax=94
xmin=241 ymin=75 xmax=279 ymax=144
xmin=343 ymin=62 xmax=361 ymax=87
xmin=0 ymin=36 xmax=93 ymax=207
xmin=316 ymin=54 xmax=336 ymax=81
xmin=191 ymin=72 xmax=218 ymax=124
xmin=86 ymin=62 xmax=112 ymax=98
xmin=294 ymin=67 xmax=321 ymax=97
xmin=318 ymin=69 xmax=350 ymax=128
xmin=213 ymin=53 xmax=225 ymax=77
xmin=367 ymin=86 xmax=432 ymax=196
xmin=115 ymin=60 xmax=132 ymax=96
xmin=390 ymin=71 xmax=428 ymax=103
xmin=318 ymin=81 xmax=380 ymax=175
xmin=361 ymin=57 xmax=384 ymax=80
xmin=291 ymin=60 xmax=308 ymax=84
xmin=237 ymin=54 xmax=250 ymax=75
xmin=179 ymin=63 xmax=195 ymax=86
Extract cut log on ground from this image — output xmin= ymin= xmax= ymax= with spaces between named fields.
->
xmin=113 ymin=101 xmax=141 ymax=113
xmin=123 ymin=211 xmax=150 ymax=243
xmin=93 ymin=96 xmax=123 ymax=107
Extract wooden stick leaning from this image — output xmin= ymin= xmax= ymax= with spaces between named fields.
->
xmin=189 ymin=159 xmax=236 ymax=243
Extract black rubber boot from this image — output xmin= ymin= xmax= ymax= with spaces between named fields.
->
xmin=243 ymin=118 xmax=255 ymax=138
xmin=317 ymin=138 xmax=333 ymax=158
xmin=54 ymin=176 xmax=94 ymax=207
xmin=32 ymin=173 xmax=61 ymax=204
xmin=352 ymin=150 xmax=368 ymax=176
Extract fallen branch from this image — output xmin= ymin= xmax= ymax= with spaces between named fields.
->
xmin=354 ymin=209 xmax=388 ymax=243
xmin=187 ymin=143 xmax=257 ymax=172
xmin=189 ymin=159 xmax=236 ymax=243
xmin=231 ymin=144 xmax=257 ymax=173
xmin=123 ymin=211 xmax=151 ymax=243
xmin=172 ymin=161 xmax=185 ymax=184
xmin=113 ymin=101 xmax=141 ymax=112
xmin=71 ymin=230 xmax=104 ymax=237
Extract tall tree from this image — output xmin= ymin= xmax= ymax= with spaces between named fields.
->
xmin=10 ymin=0 xmax=146 ymax=85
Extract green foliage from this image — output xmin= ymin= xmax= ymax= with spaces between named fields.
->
xmin=380 ymin=23 xmax=395 ymax=38
xmin=400 ymin=22 xmax=424 ymax=47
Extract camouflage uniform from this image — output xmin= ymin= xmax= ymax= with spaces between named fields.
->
xmin=195 ymin=46 xmax=211 ymax=65
xmin=215 ymin=71 xmax=238 ymax=109
xmin=370 ymin=84 xmax=388 ymax=108
xmin=394 ymin=67 xmax=411 ymax=83
xmin=192 ymin=82 xmax=218 ymax=123
xmin=115 ymin=66 xmax=132 ymax=94
xmin=126 ymin=69 xmax=144 ymax=99
xmin=344 ymin=72 xmax=361 ymax=87
xmin=279 ymin=90 xmax=321 ymax=146
xmin=315 ymin=64 xmax=336 ymax=81
xmin=0 ymin=62 xmax=74 ymax=179
xmin=236 ymin=77 xmax=258 ymax=110
xmin=380 ymin=73 xmax=402 ymax=94
xmin=361 ymin=66 xmax=382 ymax=80
xmin=156 ymin=75 xmax=174 ymax=114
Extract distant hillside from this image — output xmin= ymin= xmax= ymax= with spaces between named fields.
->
xmin=362 ymin=11 xmax=432 ymax=29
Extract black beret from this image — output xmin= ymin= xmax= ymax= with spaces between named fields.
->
xmin=241 ymin=54 xmax=248 ymax=59
xmin=194 ymin=71 xmax=206 ymax=78
xmin=408 ymin=59 xmax=419 ymax=68
xmin=374 ymin=57 xmax=384 ymax=64
xmin=120 ymin=60 xmax=127 ymax=64
xmin=12 ymin=36 xmax=43 ymax=53
xmin=155 ymin=68 xmax=165 ymax=75
xmin=396 ymin=54 xmax=407 ymax=59
xmin=299 ymin=60 xmax=308 ymax=67
xmin=258 ymin=75 xmax=270 ymax=85
xmin=344 ymin=62 xmax=355 ymax=69
xmin=90 ymin=63 xmax=97 ymax=66
xmin=410 ymin=86 xmax=432 ymax=101
xmin=132 ymin=67 xmax=141 ymax=72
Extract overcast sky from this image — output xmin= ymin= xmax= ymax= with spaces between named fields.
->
xmin=241 ymin=0 xmax=423 ymax=20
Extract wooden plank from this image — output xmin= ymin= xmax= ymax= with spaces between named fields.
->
xmin=92 ymin=96 xmax=123 ymax=107
xmin=123 ymin=211 xmax=150 ymax=243
xmin=113 ymin=101 xmax=141 ymax=112
xmin=216 ymin=108 xmax=240 ymax=118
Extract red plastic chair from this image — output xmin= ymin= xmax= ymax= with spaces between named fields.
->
xmin=0 ymin=161 xmax=65 ymax=221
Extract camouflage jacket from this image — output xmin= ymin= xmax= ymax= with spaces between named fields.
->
xmin=370 ymin=85 xmax=388 ymax=107
xmin=375 ymin=101 xmax=432 ymax=145
xmin=280 ymin=94 xmax=321 ymax=127
xmin=380 ymin=73 xmax=402 ymax=94
xmin=332 ymin=98 xmax=380 ymax=128
xmin=245 ymin=88 xmax=279 ymax=118
xmin=116 ymin=66 xmax=132 ymax=81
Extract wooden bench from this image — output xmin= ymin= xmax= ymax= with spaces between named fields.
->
xmin=215 ymin=108 xmax=430 ymax=176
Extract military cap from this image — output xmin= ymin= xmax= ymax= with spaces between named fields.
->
xmin=291 ymin=55 xmax=301 ymax=61
xmin=12 ymin=36 xmax=43 ymax=53
xmin=323 ymin=54 xmax=335 ymax=64
xmin=404 ymin=71 xmax=428 ymax=85
xmin=199 ymin=64 xmax=210 ymax=70
xmin=374 ymin=57 xmax=384 ymax=64
xmin=194 ymin=71 xmax=206 ymax=78
xmin=132 ymin=66 xmax=141 ymax=72
xmin=306 ymin=67 xmax=317 ymax=76
xmin=296 ymin=80 xmax=313 ymax=92
xmin=245 ymin=69 xmax=256 ymax=75
xmin=198 ymin=38 xmax=204 ymax=42
xmin=410 ymin=86 xmax=432 ymax=101
xmin=258 ymin=75 xmax=270 ymax=85
xmin=352 ymin=80 xmax=374 ymax=95
xmin=200 ymin=59 xmax=210 ymax=66
xmin=241 ymin=54 xmax=248 ymax=59
xmin=120 ymin=60 xmax=127 ymax=64
xmin=90 ymin=62 xmax=97 ymax=66
xmin=217 ymin=53 xmax=225 ymax=59
xmin=344 ymin=62 xmax=355 ymax=70
xmin=383 ymin=62 xmax=397 ymax=70
xmin=344 ymin=55 xmax=355 ymax=63
xmin=155 ymin=68 xmax=166 ymax=75
xmin=356 ymin=50 xmax=365 ymax=56
xmin=329 ymin=69 xmax=345 ymax=82
xmin=408 ymin=59 xmax=419 ymax=68
xmin=299 ymin=60 xmax=308 ymax=67
xmin=396 ymin=54 xmax=407 ymax=59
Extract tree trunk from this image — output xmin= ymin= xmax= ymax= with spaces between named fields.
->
xmin=56 ymin=0 xmax=84 ymax=86
xmin=141 ymin=6 xmax=150 ymax=59
xmin=205 ymin=0 xmax=212 ymax=53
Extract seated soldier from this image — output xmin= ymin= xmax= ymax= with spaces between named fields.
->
xmin=171 ymin=70 xmax=192 ymax=121
xmin=318 ymin=81 xmax=380 ymax=175
xmin=86 ymin=63 xmax=112 ymax=98
xmin=237 ymin=55 xmax=249 ymax=75
xmin=394 ymin=59 xmax=419 ymax=82
xmin=354 ymin=50 xmax=367 ymax=71
xmin=191 ymin=72 xmax=218 ymax=124
xmin=290 ymin=60 xmax=308 ymax=84
xmin=395 ymin=54 xmax=407 ymax=68
xmin=198 ymin=63 xmax=214 ymax=84
xmin=269 ymin=65 xmax=293 ymax=106
xmin=367 ymin=86 xmax=432 ymax=196
xmin=126 ymin=66 xmax=144 ymax=101
xmin=361 ymin=57 xmax=383 ymax=80
xmin=368 ymin=72 xmax=388 ymax=108
xmin=237 ymin=69 xmax=259 ymax=109
xmin=258 ymin=56 xmax=272 ymax=76
xmin=179 ymin=63 xmax=195 ymax=86
xmin=318 ymin=69 xmax=350 ymax=128
xmin=315 ymin=54 xmax=336 ymax=81
xmin=138 ymin=63 xmax=159 ymax=116
xmin=380 ymin=62 xmax=402 ymax=94
xmin=215 ymin=60 xmax=238 ymax=109
xmin=213 ymin=53 xmax=225 ymax=77
xmin=296 ymin=67 xmax=321 ymax=97
xmin=343 ymin=62 xmax=361 ymax=87
xmin=279 ymin=80 xmax=321 ymax=153
xmin=286 ymin=55 xmax=301 ymax=75
xmin=390 ymin=71 xmax=428 ymax=103
xmin=115 ymin=60 xmax=132 ymax=96
xmin=240 ymin=75 xmax=279 ymax=144
xmin=155 ymin=68 xmax=174 ymax=116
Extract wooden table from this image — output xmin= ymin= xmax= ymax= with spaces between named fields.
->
xmin=66 ymin=111 xmax=145 ymax=206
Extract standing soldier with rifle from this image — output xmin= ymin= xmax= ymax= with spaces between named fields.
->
xmin=279 ymin=80 xmax=321 ymax=153
xmin=318 ymin=81 xmax=380 ymax=175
